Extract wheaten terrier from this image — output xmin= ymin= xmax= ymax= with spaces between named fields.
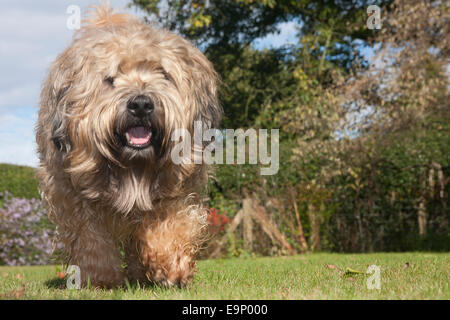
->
xmin=36 ymin=4 xmax=221 ymax=288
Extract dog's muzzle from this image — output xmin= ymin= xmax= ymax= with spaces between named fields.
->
xmin=120 ymin=95 xmax=155 ymax=149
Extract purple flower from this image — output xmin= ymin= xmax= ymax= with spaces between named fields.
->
xmin=0 ymin=191 xmax=61 ymax=266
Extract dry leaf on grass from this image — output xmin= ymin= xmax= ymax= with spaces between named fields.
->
xmin=3 ymin=284 xmax=27 ymax=299
xmin=326 ymin=264 xmax=340 ymax=270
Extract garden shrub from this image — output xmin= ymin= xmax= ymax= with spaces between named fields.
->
xmin=0 ymin=163 xmax=40 ymax=199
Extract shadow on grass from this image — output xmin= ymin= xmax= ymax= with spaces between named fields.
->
xmin=44 ymin=276 xmax=172 ymax=291
xmin=44 ymin=277 xmax=66 ymax=289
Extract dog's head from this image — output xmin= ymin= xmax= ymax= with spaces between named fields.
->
xmin=47 ymin=4 xmax=220 ymax=163
xmin=38 ymin=4 xmax=221 ymax=212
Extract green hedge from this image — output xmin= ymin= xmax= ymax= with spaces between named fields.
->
xmin=0 ymin=163 xmax=40 ymax=199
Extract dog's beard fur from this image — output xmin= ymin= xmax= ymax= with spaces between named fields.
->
xmin=37 ymin=7 xmax=222 ymax=216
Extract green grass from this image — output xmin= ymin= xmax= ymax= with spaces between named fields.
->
xmin=0 ymin=252 xmax=448 ymax=299
xmin=0 ymin=163 xmax=39 ymax=200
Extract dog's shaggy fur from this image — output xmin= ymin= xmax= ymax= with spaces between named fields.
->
xmin=36 ymin=4 xmax=221 ymax=288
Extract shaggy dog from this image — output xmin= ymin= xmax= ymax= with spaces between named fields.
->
xmin=36 ymin=4 xmax=221 ymax=288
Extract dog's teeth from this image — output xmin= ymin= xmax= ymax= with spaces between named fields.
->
xmin=125 ymin=132 xmax=130 ymax=142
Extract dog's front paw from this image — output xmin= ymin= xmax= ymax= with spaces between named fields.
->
xmin=144 ymin=252 xmax=196 ymax=288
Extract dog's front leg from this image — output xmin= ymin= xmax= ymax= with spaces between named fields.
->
xmin=136 ymin=208 xmax=206 ymax=287
xmin=63 ymin=217 xmax=125 ymax=288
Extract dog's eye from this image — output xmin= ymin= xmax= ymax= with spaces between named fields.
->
xmin=104 ymin=77 xmax=115 ymax=87
xmin=162 ymin=71 xmax=171 ymax=82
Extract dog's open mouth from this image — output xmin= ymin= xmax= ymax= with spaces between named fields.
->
xmin=124 ymin=126 xmax=152 ymax=149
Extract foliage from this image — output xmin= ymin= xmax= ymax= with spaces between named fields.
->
xmin=131 ymin=0 xmax=387 ymax=48
xmin=0 ymin=163 xmax=39 ymax=200
xmin=317 ymin=0 xmax=450 ymax=251
xmin=131 ymin=0 xmax=392 ymax=128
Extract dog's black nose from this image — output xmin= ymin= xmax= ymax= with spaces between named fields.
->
xmin=127 ymin=95 xmax=154 ymax=117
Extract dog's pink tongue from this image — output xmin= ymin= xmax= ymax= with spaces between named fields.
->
xmin=127 ymin=126 xmax=150 ymax=145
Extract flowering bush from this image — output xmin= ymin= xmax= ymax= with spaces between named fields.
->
xmin=0 ymin=191 xmax=59 ymax=266
xmin=0 ymin=193 xmax=233 ymax=265
xmin=207 ymin=207 xmax=232 ymax=234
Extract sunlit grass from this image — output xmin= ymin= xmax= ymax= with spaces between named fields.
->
xmin=0 ymin=252 xmax=448 ymax=299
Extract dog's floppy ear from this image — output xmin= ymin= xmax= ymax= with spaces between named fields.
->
xmin=50 ymin=86 xmax=71 ymax=154
xmin=191 ymin=58 xmax=222 ymax=131
xmin=40 ymin=51 xmax=77 ymax=155
xmin=176 ymin=44 xmax=222 ymax=131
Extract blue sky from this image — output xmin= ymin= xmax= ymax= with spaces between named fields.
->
xmin=0 ymin=0 xmax=301 ymax=167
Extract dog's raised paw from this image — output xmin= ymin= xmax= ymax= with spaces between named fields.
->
xmin=145 ymin=254 xmax=195 ymax=288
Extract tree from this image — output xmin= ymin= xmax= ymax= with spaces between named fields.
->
xmin=131 ymin=0 xmax=392 ymax=127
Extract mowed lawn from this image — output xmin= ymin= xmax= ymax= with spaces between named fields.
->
xmin=0 ymin=252 xmax=448 ymax=299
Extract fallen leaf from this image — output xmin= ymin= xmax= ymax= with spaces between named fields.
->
xmin=16 ymin=274 xmax=23 ymax=280
xmin=326 ymin=264 xmax=340 ymax=270
xmin=344 ymin=267 xmax=365 ymax=277
xmin=15 ymin=287 xmax=25 ymax=299
xmin=7 ymin=284 xmax=26 ymax=299
xmin=403 ymin=262 xmax=410 ymax=268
